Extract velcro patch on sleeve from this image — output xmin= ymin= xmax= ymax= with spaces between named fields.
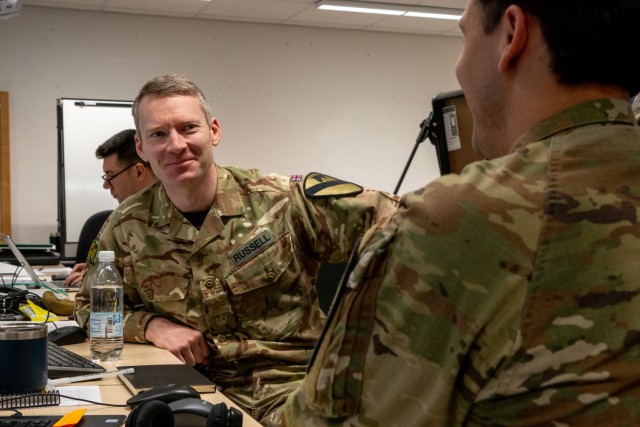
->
xmin=303 ymin=172 xmax=363 ymax=198
xmin=87 ymin=240 xmax=98 ymax=266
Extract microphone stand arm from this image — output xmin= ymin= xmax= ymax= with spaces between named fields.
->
xmin=393 ymin=111 xmax=435 ymax=195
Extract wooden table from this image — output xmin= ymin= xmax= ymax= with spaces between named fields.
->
xmin=0 ymin=341 xmax=261 ymax=426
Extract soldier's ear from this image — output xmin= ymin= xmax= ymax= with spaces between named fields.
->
xmin=134 ymin=163 xmax=147 ymax=182
xmin=135 ymin=133 xmax=149 ymax=162
xmin=210 ymin=118 xmax=221 ymax=147
xmin=498 ymin=5 xmax=528 ymax=73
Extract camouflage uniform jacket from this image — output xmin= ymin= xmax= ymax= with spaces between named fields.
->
xmin=74 ymin=165 xmax=397 ymax=424
xmin=284 ymin=98 xmax=640 ymax=426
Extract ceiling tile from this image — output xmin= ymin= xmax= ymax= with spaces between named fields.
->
xmin=21 ymin=0 xmax=465 ymax=37
xmin=289 ymin=6 xmax=395 ymax=26
xmin=416 ymin=0 xmax=467 ymax=8
xmin=369 ymin=0 xmax=423 ymax=4
xmin=197 ymin=0 xmax=312 ymax=22
xmin=21 ymin=0 xmax=104 ymax=10
xmin=372 ymin=15 xmax=459 ymax=34
xmin=102 ymin=0 xmax=209 ymax=16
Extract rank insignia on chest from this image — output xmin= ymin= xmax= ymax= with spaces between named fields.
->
xmin=303 ymin=172 xmax=363 ymax=198
xmin=228 ymin=230 xmax=276 ymax=267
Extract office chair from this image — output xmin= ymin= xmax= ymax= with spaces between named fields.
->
xmin=75 ymin=210 xmax=112 ymax=264
xmin=315 ymin=263 xmax=347 ymax=314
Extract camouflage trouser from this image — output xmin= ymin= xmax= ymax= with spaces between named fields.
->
xmin=221 ymin=367 xmax=305 ymax=426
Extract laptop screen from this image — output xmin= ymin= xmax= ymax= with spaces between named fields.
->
xmin=0 ymin=232 xmax=67 ymax=293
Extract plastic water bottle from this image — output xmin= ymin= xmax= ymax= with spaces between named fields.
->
xmin=89 ymin=250 xmax=123 ymax=362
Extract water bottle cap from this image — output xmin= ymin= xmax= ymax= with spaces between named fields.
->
xmin=98 ymin=250 xmax=115 ymax=262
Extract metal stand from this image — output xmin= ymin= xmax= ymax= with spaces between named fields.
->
xmin=393 ymin=111 xmax=436 ymax=195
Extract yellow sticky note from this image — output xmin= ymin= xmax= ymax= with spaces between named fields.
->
xmin=53 ymin=408 xmax=86 ymax=427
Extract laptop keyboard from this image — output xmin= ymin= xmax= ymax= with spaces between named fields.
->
xmin=0 ymin=416 xmax=56 ymax=426
xmin=47 ymin=341 xmax=105 ymax=379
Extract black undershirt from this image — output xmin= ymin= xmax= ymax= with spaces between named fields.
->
xmin=182 ymin=209 xmax=209 ymax=229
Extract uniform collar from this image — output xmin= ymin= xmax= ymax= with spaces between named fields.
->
xmin=146 ymin=165 xmax=246 ymax=245
xmin=511 ymin=98 xmax=636 ymax=152
xmin=212 ymin=165 xmax=246 ymax=218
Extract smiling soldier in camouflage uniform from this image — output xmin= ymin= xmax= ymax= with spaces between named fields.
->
xmin=284 ymin=0 xmax=640 ymax=426
xmin=74 ymin=74 xmax=397 ymax=426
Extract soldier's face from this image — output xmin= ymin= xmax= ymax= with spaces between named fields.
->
xmin=101 ymin=153 xmax=139 ymax=204
xmin=134 ymin=94 xmax=221 ymax=188
xmin=455 ymin=0 xmax=507 ymax=159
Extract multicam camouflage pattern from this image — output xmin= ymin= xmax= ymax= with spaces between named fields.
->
xmin=284 ymin=98 xmax=640 ymax=426
xmin=74 ymin=165 xmax=397 ymax=426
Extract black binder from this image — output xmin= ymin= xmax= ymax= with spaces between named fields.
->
xmin=0 ymin=390 xmax=61 ymax=409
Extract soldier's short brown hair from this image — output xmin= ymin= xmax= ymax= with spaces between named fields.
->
xmin=132 ymin=74 xmax=213 ymax=133
xmin=476 ymin=0 xmax=640 ymax=94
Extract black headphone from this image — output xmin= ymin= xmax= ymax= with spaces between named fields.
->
xmin=125 ymin=397 xmax=243 ymax=427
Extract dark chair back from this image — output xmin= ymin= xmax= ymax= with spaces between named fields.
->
xmin=75 ymin=210 xmax=112 ymax=264
xmin=315 ymin=263 xmax=347 ymax=314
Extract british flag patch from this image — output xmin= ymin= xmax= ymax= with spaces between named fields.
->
xmin=291 ymin=174 xmax=303 ymax=182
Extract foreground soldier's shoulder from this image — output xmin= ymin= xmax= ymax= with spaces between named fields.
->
xmin=302 ymin=172 xmax=363 ymax=198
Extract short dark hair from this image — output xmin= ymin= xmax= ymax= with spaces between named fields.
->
xmin=477 ymin=0 xmax=640 ymax=95
xmin=95 ymin=129 xmax=149 ymax=167
xmin=132 ymin=74 xmax=213 ymax=133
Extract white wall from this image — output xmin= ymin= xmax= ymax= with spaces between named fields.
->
xmin=0 ymin=6 xmax=462 ymax=243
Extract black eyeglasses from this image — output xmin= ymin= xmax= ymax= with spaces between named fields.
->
xmin=101 ymin=163 xmax=136 ymax=185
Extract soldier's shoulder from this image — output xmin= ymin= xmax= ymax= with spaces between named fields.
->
xmin=118 ymin=181 xmax=159 ymax=211
xmin=222 ymin=165 xmax=290 ymax=191
xmin=302 ymin=172 xmax=363 ymax=198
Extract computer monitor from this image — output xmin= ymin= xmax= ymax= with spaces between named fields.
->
xmin=430 ymin=89 xmax=483 ymax=175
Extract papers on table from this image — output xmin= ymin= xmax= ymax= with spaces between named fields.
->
xmin=56 ymin=385 xmax=103 ymax=406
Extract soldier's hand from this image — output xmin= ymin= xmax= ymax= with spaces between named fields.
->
xmin=144 ymin=317 xmax=210 ymax=366
xmin=64 ymin=263 xmax=86 ymax=286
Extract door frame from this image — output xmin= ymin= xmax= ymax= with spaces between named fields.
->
xmin=0 ymin=92 xmax=11 ymax=235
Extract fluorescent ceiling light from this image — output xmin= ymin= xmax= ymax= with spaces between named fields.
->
xmin=319 ymin=5 xmax=405 ymax=15
xmin=317 ymin=1 xmax=462 ymax=20
xmin=405 ymin=11 xmax=461 ymax=21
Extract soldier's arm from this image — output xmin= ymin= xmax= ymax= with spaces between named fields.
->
xmin=290 ymin=172 xmax=398 ymax=262
xmin=284 ymin=178 xmax=529 ymax=425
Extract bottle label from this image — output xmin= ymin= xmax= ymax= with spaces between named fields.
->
xmin=89 ymin=312 xmax=123 ymax=338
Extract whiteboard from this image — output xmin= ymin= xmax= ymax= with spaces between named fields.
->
xmin=57 ymin=98 xmax=134 ymax=260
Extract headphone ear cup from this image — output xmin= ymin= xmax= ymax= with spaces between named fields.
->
xmin=206 ymin=402 xmax=229 ymax=427
xmin=228 ymin=407 xmax=243 ymax=427
xmin=126 ymin=400 xmax=175 ymax=427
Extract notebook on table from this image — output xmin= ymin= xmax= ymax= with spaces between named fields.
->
xmin=0 ymin=233 xmax=72 ymax=293
xmin=117 ymin=364 xmax=217 ymax=394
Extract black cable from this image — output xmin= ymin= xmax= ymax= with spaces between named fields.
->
xmin=55 ymin=394 xmax=128 ymax=407
xmin=10 ymin=264 xmax=22 ymax=287
xmin=0 ymin=265 xmax=54 ymax=323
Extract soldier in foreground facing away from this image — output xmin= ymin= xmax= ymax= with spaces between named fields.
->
xmin=285 ymin=0 xmax=640 ymax=425
xmin=73 ymin=74 xmax=398 ymax=426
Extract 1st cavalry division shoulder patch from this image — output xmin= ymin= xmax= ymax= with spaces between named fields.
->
xmin=87 ymin=240 xmax=99 ymax=266
xmin=303 ymin=172 xmax=363 ymax=198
